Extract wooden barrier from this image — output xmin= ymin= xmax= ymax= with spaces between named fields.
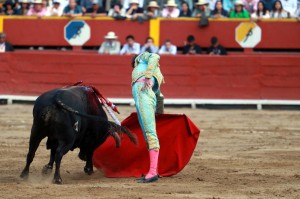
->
xmin=1 ymin=17 xmax=299 ymax=50
xmin=1 ymin=52 xmax=300 ymax=100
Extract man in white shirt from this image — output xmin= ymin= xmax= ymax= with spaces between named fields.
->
xmin=46 ymin=0 xmax=64 ymax=16
xmin=120 ymin=35 xmax=140 ymax=55
xmin=158 ymin=40 xmax=177 ymax=55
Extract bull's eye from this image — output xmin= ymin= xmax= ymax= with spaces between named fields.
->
xmin=74 ymin=121 xmax=79 ymax=132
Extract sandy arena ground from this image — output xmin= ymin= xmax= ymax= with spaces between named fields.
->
xmin=0 ymin=104 xmax=299 ymax=199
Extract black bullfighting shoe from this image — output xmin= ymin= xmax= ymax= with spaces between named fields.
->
xmin=137 ymin=175 xmax=159 ymax=183
xmin=136 ymin=174 xmax=145 ymax=181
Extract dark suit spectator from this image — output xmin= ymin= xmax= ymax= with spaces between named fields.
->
xmin=179 ymin=1 xmax=192 ymax=17
xmin=0 ymin=32 xmax=14 ymax=52
xmin=183 ymin=35 xmax=202 ymax=55
xmin=3 ymin=0 xmax=21 ymax=15
xmin=207 ymin=36 xmax=227 ymax=55
xmin=85 ymin=0 xmax=107 ymax=17
xmin=126 ymin=0 xmax=144 ymax=20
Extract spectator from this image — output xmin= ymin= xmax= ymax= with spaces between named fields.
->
xmin=158 ymin=40 xmax=177 ymax=55
xmin=108 ymin=2 xmax=126 ymax=18
xmin=270 ymin=0 xmax=289 ymax=18
xmin=211 ymin=0 xmax=228 ymax=18
xmin=280 ymin=0 xmax=297 ymax=16
xmin=46 ymin=0 xmax=63 ymax=16
xmin=141 ymin=37 xmax=159 ymax=53
xmin=0 ymin=32 xmax=14 ymax=52
xmin=229 ymin=0 xmax=250 ymax=18
xmin=98 ymin=31 xmax=121 ymax=54
xmin=261 ymin=0 xmax=275 ymax=11
xmin=20 ymin=0 xmax=30 ymax=15
xmin=80 ymin=0 xmax=94 ymax=13
xmin=251 ymin=0 xmax=270 ymax=19
xmin=63 ymin=0 xmax=83 ymax=17
xmin=123 ymin=0 xmax=143 ymax=10
xmin=27 ymin=0 xmax=47 ymax=17
xmin=3 ymin=0 xmax=20 ymax=15
xmin=242 ymin=0 xmax=259 ymax=14
xmin=126 ymin=0 xmax=144 ymax=20
xmin=85 ymin=0 xmax=106 ymax=17
xmin=192 ymin=0 xmax=211 ymax=18
xmin=223 ymin=0 xmax=235 ymax=12
xmin=144 ymin=1 xmax=161 ymax=20
xmin=206 ymin=36 xmax=227 ymax=55
xmin=58 ymin=0 xmax=70 ymax=12
xmin=208 ymin=0 xmax=217 ymax=10
xmin=183 ymin=35 xmax=202 ymax=55
xmin=179 ymin=1 xmax=192 ymax=17
xmin=295 ymin=0 xmax=300 ymax=19
xmin=161 ymin=0 xmax=180 ymax=18
xmin=120 ymin=34 xmax=140 ymax=55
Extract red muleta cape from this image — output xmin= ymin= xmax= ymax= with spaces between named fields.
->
xmin=92 ymin=113 xmax=200 ymax=177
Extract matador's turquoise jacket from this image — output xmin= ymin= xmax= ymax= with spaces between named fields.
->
xmin=132 ymin=51 xmax=164 ymax=87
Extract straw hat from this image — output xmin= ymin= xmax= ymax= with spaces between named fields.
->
xmin=147 ymin=1 xmax=159 ymax=8
xmin=234 ymin=0 xmax=244 ymax=6
xmin=165 ymin=0 xmax=177 ymax=7
xmin=104 ymin=32 xmax=118 ymax=39
xmin=195 ymin=0 xmax=209 ymax=6
xmin=32 ymin=0 xmax=42 ymax=4
xmin=129 ymin=0 xmax=139 ymax=4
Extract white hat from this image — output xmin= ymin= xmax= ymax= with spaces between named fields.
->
xmin=104 ymin=32 xmax=118 ymax=39
xmin=195 ymin=0 xmax=208 ymax=6
xmin=53 ymin=0 xmax=60 ymax=4
xmin=32 ymin=0 xmax=42 ymax=3
xmin=234 ymin=0 xmax=244 ymax=6
xmin=147 ymin=1 xmax=159 ymax=8
xmin=165 ymin=0 xmax=177 ymax=7
xmin=129 ymin=0 xmax=139 ymax=4
xmin=92 ymin=0 xmax=98 ymax=4
xmin=19 ymin=0 xmax=30 ymax=3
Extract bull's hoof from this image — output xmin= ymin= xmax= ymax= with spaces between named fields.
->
xmin=53 ymin=177 xmax=63 ymax=184
xmin=42 ymin=164 xmax=53 ymax=175
xmin=84 ymin=166 xmax=93 ymax=175
xmin=20 ymin=170 xmax=29 ymax=179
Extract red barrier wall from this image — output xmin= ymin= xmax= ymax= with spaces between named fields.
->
xmin=159 ymin=19 xmax=300 ymax=49
xmin=2 ymin=17 xmax=300 ymax=49
xmin=1 ymin=52 xmax=300 ymax=100
xmin=3 ymin=18 xmax=149 ymax=46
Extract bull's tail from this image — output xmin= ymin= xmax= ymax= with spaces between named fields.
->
xmin=55 ymin=91 xmax=137 ymax=147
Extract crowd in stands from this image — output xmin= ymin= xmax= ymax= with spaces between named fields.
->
xmin=0 ymin=0 xmax=299 ymax=19
xmin=97 ymin=31 xmax=227 ymax=55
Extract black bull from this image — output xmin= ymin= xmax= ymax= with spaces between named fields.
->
xmin=20 ymin=86 xmax=137 ymax=184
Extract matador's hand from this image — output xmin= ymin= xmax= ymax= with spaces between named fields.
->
xmin=141 ymin=78 xmax=153 ymax=91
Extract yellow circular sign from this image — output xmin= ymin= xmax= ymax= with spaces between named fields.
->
xmin=235 ymin=22 xmax=262 ymax=48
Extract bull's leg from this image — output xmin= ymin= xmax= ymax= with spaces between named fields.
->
xmin=53 ymin=140 xmax=73 ymax=184
xmin=20 ymin=125 xmax=45 ymax=179
xmin=84 ymin=152 xmax=94 ymax=175
xmin=42 ymin=147 xmax=56 ymax=175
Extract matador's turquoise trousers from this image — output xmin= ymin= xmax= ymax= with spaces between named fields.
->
xmin=132 ymin=77 xmax=160 ymax=150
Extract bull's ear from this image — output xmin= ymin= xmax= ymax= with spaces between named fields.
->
xmin=111 ymin=132 xmax=121 ymax=148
